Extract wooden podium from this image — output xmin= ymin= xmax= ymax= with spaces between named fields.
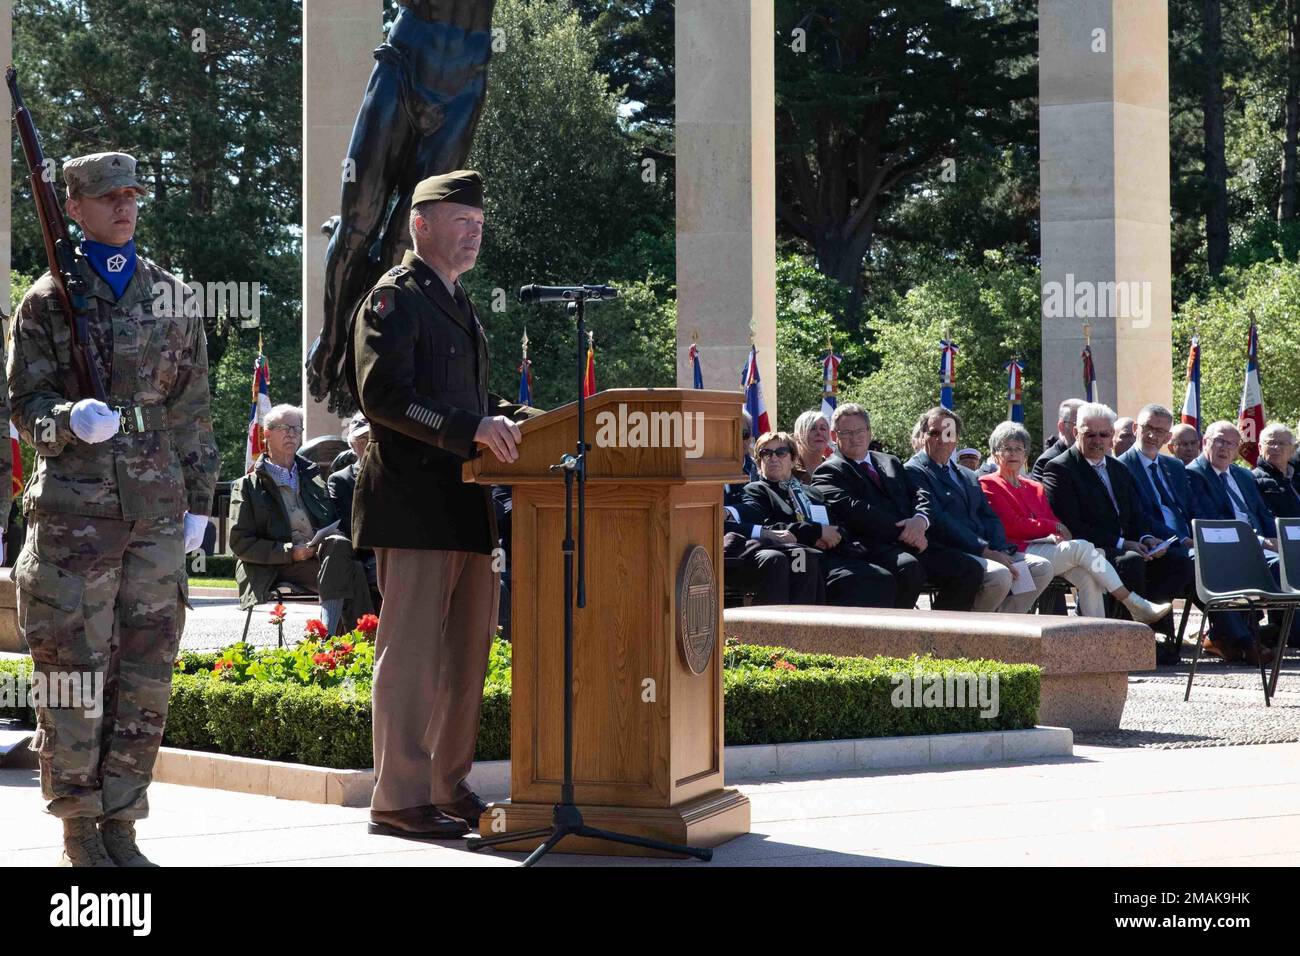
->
xmin=463 ymin=388 xmax=751 ymax=856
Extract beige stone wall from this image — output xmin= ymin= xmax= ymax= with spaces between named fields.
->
xmin=301 ymin=0 xmax=382 ymax=440
xmin=1039 ymin=0 xmax=1172 ymax=437
xmin=675 ymin=0 xmax=775 ymax=415
xmin=1 ymin=0 xmax=11 ymax=320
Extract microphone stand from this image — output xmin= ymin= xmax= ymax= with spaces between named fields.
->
xmin=466 ymin=291 xmax=712 ymax=866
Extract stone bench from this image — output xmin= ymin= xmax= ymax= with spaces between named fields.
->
xmin=0 ymin=568 xmax=19 ymax=654
xmin=724 ymin=606 xmax=1154 ymax=732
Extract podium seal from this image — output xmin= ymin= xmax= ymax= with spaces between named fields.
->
xmin=677 ymin=545 xmax=717 ymax=676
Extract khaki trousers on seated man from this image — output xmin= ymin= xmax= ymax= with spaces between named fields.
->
xmin=969 ymin=551 xmax=1055 ymax=612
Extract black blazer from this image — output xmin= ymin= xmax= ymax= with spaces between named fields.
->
xmin=811 ymin=451 xmax=916 ymax=546
xmin=1031 ymin=436 xmax=1069 ymax=480
xmin=1041 ymin=445 xmax=1146 ymax=554
xmin=327 ymin=461 xmax=360 ymax=541
xmin=1251 ymin=461 xmax=1300 ymax=520
xmin=741 ymin=478 xmax=839 ymax=548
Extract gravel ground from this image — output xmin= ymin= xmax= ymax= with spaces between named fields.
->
xmin=180 ymin=593 xmax=325 ymax=652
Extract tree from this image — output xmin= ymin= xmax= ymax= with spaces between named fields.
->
xmin=773 ymin=0 xmax=1037 ymax=329
xmin=464 ymin=0 xmax=675 ymax=409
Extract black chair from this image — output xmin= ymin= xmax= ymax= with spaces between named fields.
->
xmin=241 ymin=583 xmax=321 ymax=647
xmin=1185 ymin=519 xmax=1300 ymax=705
xmin=1270 ymin=517 xmax=1300 ymax=696
xmin=1031 ymin=576 xmax=1074 ymax=615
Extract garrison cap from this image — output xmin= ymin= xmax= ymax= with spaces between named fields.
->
xmin=63 ymin=152 xmax=148 ymax=198
xmin=411 ymin=169 xmax=483 ymax=209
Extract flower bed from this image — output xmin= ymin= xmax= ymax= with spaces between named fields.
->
xmin=1 ymin=616 xmax=1040 ymax=770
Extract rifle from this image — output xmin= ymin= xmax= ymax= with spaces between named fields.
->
xmin=6 ymin=65 xmax=108 ymax=402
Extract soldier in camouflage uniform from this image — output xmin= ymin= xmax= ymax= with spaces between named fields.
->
xmin=7 ymin=152 xmax=218 ymax=867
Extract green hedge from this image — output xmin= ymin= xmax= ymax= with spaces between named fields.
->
xmin=1 ymin=647 xmax=1039 ymax=770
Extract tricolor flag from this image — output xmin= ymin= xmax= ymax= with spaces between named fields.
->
xmin=1237 ymin=320 xmax=1265 ymax=465
xmin=820 ymin=345 xmax=842 ymax=421
xmin=1180 ymin=335 xmax=1201 ymax=434
xmin=582 ymin=331 xmax=596 ymax=399
xmin=1081 ymin=339 xmax=1098 ymax=403
xmin=688 ymin=341 xmax=704 ymax=389
xmin=9 ymin=421 xmax=22 ymax=501
xmin=1005 ymin=358 xmax=1025 ymax=424
xmin=245 ymin=336 xmax=272 ymax=473
xmin=517 ymin=328 xmax=534 ymax=405
xmin=741 ymin=345 xmax=771 ymax=436
xmin=938 ymin=339 xmax=958 ymax=409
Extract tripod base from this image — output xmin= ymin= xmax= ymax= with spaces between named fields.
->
xmin=465 ymin=789 xmax=750 ymax=861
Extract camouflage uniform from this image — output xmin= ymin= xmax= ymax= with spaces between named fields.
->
xmin=7 ymin=159 xmax=217 ymax=822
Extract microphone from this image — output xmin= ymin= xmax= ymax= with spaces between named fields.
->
xmin=518 ymin=283 xmax=619 ymax=304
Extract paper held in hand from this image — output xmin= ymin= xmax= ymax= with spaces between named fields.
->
xmin=1009 ymin=560 xmax=1036 ymax=594
xmin=308 ymin=520 xmax=340 ymax=549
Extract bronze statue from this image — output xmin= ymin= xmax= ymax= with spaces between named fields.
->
xmin=307 ymin=0 xmax=496 ymax=415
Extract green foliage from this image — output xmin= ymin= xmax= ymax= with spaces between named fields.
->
xmin=464 ymin=0 xmax=676 ymax=410
xmin=843 ymin=248 xmax=1043 ymax=458
xmin=1172 ymin=253 xmax=1300 ymax=432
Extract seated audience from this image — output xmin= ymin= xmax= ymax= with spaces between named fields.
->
xmin=1032 ymin=398 xmax=1084 ymax=478
xmin=743 ymin=431 xmax=896 ymax=608
xmin=792 ymin=409 xmax=832 ymax=485
xmin=979 ymin=421 xmax=1170 ymax=623
xmin=723 ymin=494 xmax=823 ymax=606
xmin=1166 ymin=422 xmax=1201 ymax=465
xmin=231 ymin=404 xmax=375 ymax=635
xmin=1253 ymin=422 xmax=1300 ymax=519
xmin=1118 ymin=404 xmax=1194 ymax=549
xmin=956 ymin=448 xmax=983 ymax=471
xmin=1113 ymin=417 xmax=1137 ymax=456
xmin=327 ymin=414 xmax=380 ymax=604
xmin=905 ymin=407 xmax=1054 ymax=612
xmin=1042 ymin=403 xmax=1196 ymax=655
xmin=812 ymin=403 xmax=982 ymax=611
xmin=1188 ymin=420 xmax=1292 ymax=657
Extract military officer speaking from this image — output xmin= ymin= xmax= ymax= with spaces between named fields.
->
xmin=347 ymin=170 xmax=535 ymax=838
xmin=8 ymin=152 xmax=219 ymax=866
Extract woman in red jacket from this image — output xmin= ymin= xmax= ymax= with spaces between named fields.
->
xmin=978 ymin=421 xmax=1170 ymax=623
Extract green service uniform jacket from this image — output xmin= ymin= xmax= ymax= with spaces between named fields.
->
xmin=346 ymin=250 xmax=535 ymax=553
xmin=229 ymin=454 xmax=338 ymax=610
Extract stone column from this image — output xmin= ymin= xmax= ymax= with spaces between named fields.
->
xmin=1 ymin=0 xmax=11 ymax=320
xmin=675 ymin=0 xmax=776 ymax=413
xmin=302 ymin=0 xmax=382 ymax=439
xmin=1039 ymin=0 xmax=1172 ymax=439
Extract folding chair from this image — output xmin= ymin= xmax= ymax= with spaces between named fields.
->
xmin=241 ymin=583 xmax=321 ymax=647
xmin=1270 ymin=516 xmax=1300 ymax=696
xmin=1185 ymin=519 xmax=1300 ymax=705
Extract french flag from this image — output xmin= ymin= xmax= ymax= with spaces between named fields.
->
xmin=1180 ymin=335 xmax=1201 ymax=434
xmin=689 ymin=342 xmax=704 ymax=389
xmin=821 ymin=348 xmax=842 ymax=421
xmin=1005 ymin=358 xmax=1024 ymax=424
xmin=741 ymin=346 xmax=771 ymax=436
xmin=939 ymin=339 xmax=958 ymax=409
xmin=245 ymin=346 xmax=271 ymax=473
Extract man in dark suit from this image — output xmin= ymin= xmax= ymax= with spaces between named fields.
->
xmin=1032 ymin=398 xmax=1085 ymax=479
xmin=1187 ymin=421 xmax=1290 ymax=658
xmin=347 ymin=170 xmax=537 ymax=839
xmin=327 ymin=421 xmax=379 ymax=608
xmin=1044 ymin=403 xmax=1195 ymax=655
xmin=905 ymin=407 xmax=1054 ymax=612
xmin=1253 ymin=423 xmax=1300 ymax=520
xmin=812 ymin=403 xmax=981 ymax=610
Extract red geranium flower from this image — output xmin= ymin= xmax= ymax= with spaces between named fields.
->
xmin=312 ymin=652 xmax=337 ymax=669
xmin=356 ymin=614 xmax=379 ymax=636
xmin=337 ymin=642 xmax=354 ymax=655
xmin=305 ymin=619 xmax=329 ymax=639
xmin=213 ymin=659 xmax=233 ymax=672
xmin=772 ymin=659 xmax=797 ymax=672
xmin=269 ymin=603 xmax=287 ymax=625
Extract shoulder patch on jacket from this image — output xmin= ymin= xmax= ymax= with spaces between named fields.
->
xmin=371 ymin=288 xmax=396 ymax=317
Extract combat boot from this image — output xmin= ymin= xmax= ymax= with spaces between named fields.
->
xmin=99 ymin=819 xmax=159 ymax=867
xmin=58 ymin=818 xmax=116 ymax=867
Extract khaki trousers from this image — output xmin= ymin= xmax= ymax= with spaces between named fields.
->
xmin=371 ymin=547 xmax=499 ymax=811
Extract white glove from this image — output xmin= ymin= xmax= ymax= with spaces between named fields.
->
xmin=69 ymin=399 xmax=120 ymax=444
xmin=183 ymin=512 xmax=208 ymax=553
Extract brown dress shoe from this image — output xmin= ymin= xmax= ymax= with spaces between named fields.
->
xmin=1241 ymin=642 xmax=1276 ymax=668
xmin=437 ymin=792 xmax=487 ymax=828
xmin=369 ymin=805 xmax=469 ymax=839
xmin=1200 ymin=636 xmax=1235 ymax=660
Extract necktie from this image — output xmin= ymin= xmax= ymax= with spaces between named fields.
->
xmin=858 ymin=457 xmax=883 ymax=491
xmin=1093 ymin=461 xmax=1119 ymax=512
xmin=1149 ymin=461 xmax=1186 ymax=535
xmin=1219 ymin=471 xmax=1248 ymax=517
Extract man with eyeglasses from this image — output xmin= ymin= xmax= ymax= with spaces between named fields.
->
xmin=812 ymin=404 xmax=982 ymax=611
xmin=229 ymin=405 xmax=374 ymax=637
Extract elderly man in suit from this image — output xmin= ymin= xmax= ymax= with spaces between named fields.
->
xmin=812 ymin=403 xmax=982 ymax=611
xmin=1187 ymin=421 xmax=1291 ymax=658
xmin=1167 ymin=423 xmax=1202 ymax=466
xmin=1253 ymin=422 xmax=1300 ymax=519
xmin=1032 ymin=398 xmax=1085 ymax=479
xmin=905 ymin=407 xmax=1054 ymax=612
xmin=1044 ymin=402 xmax=1195 ymax=656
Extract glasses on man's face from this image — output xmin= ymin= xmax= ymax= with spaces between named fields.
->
xmin=1264 ymin=438 xmax=1295 ymax=448
xmin=926 ymin=428 xmax=946 ymax=438
xmin=836 ymin=427 xmax=869 ymax=440
xmin=270 ymin=425 xmax=303 ymax=436
xmin=1210 ymin=436 xmax=1239 ymax=449
xmin=758 ymin=447 xmax=792 ymax=460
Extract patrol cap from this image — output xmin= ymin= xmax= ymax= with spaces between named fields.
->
xmin=63 ymin=152 xmax=148 ymax=198
xmin=410 ymin=169 xmax=483 ymax=209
